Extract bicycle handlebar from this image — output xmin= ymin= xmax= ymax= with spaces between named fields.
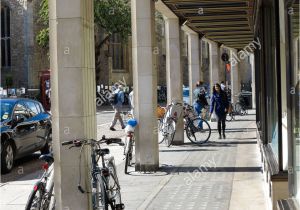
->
xmin=61 ymin=136 xmax=123 ymax=147
xmin=61 ymin=140 xmax=74 ymax=146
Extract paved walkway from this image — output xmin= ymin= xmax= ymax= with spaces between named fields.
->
xmin=115 ymin=110 xmax=268 ymax=210
xmin=0 ymin=110 xmax=268 ymax=210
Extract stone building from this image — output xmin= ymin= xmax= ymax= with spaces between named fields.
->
xmin=1 ymin=0 xmax=49 ymax=89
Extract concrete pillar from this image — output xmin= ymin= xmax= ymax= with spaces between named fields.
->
xmin=230 ymin=49 xmax=240 ymax=104
xmin=165 ymin=17 xmax=184 ymax=144
xmin=50 ymin=0 xmax=96 ymax=209
xmin=199 ymin=39 xmax=204 ymax=81
xmin=131 ymin=0 xmax=159 ymax=171
xmin=209 ymin=41 xmax=220 ymax=95
xmin=250 ymin=53 xmax=256 ymax=108
xmin=181 ymin=26 xmax=200 ymax=104
xmin=188 ymin=34 xmax=200 ymax=104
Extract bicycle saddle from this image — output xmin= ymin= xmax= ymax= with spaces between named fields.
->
xmin=39 ymin=154 xmax=54 ymax=163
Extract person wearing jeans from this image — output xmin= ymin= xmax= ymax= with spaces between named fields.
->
xmin=193 ymin=81 xmax=207 ymax=129
xmin=209 ymin=83 xmax=229 ymax=139
xmin=110 ymin=85 xmax=125 ymax=131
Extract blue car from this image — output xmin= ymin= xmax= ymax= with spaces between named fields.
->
xmin=1 ymin=98 xmax=52 ymax=173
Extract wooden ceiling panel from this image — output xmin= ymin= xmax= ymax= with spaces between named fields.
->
xmin=162 ymin=0 xmax=255 ymax=50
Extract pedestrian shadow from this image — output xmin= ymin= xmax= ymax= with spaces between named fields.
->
xmin=202 ymin=140 xmax=257 ymax=147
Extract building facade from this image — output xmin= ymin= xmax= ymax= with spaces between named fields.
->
xmin=1 ymin=0 xmax=49 ymax=89
xmin=254 ymin=0 xmax=300 ymax=209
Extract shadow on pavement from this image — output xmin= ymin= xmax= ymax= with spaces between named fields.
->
xmin=160 ymin=166 xmax=262 ymax=173
xmin=159 ymin=148 xmax=216 ymax=152
xmin=1 ymin=153 xmax=43 ymax=183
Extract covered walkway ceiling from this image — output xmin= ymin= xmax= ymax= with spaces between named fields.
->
xmin=162 ymin=0 xmax=255 ymax=50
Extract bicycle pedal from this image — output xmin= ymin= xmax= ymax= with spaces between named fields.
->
xmin=115 ymin=203 xmax=125 ymax=210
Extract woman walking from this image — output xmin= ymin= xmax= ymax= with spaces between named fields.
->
xmin=209 ymin=83 xmax=229 ymax=139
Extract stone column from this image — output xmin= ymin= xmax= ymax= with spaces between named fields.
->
xmin=209 ymin=41 xmax=220 ymax=95
xmin=230 ymin=49 xmax=240 ymax=104
xmin=165 ymin=17 xmax=184 ymax=144
xmin=131 ymin=0 xmax=159 ymax=171
xmin=182 ymin=28 xmax=200 ymax=104
xmin=50 ymin=0 xmax=96 ymax=209
xmin=250 ymin=53 xmax=256 ymax=108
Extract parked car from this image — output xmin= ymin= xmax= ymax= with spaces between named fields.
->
xmin=1 ymin=98 xmax=52 ymax=174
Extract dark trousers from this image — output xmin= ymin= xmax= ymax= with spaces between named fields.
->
xmin=217 ymin=114 xmax=226 ymax=135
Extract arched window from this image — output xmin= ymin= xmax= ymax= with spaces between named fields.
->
xmin=1 ymin=5 xmax=11 ymax=68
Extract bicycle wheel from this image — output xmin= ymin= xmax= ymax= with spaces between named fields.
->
xmin=235 ymin=103 xmax=243 ymax=115
xmin=240 ymin=106 xmax=247 ymax=115
xmin=157 ymin=119 xmax=164 ymax=144
xmin=226 ymin=113 xmax=233 ymax=121
xmin=186 ymin=117 xmax=211 ymax=144
xmin=95 ymin=174 xmax=109 ymax=210
xmin=25 ymin=183 xmax=46 ymax=210
xmin=124 ymin=140 xmax=133 ymax=174
xmin=107 ymin=162 xmax=122 ymax=209
xmin=163 ymin=119 xmax=176 ymax=147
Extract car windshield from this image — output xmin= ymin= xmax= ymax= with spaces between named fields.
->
xmin=1 ymin=101 xmax=14 ymax=122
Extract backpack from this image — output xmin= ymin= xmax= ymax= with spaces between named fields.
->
xmin=109 ymin=92 xmax=118 ymax=105
xmin=197 ymin=92 xmax=208 ymax=106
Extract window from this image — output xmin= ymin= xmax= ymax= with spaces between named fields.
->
xmin=111 ymin=34 xmax=126 ymax=71
xmin=13 ymin=103 xmax=30 ymax=119
xmin=288 ymin=0 xmax=300 ymax=203
xmin=25 ymin=101 xmax=39 ymax=117
xmin=1 ymin=5 xmax=11 ymax=68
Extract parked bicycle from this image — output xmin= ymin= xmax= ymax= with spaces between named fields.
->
xmin=158 ymin=100 xmax=183 ymax=146
xmin=25 ymin=154 xmax=55 ymax=210
xmin=61 ymin=136 xmax=125 ymax=210
xmin=183 ymin=103 xmax=211 ymax=144
xmin=234 ymin=93 xmax=248 ymax=115
xmin=124 ymin=119 xmax=138 ymax=174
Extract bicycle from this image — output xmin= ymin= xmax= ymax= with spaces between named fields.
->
xmin=25 ymin=154 xmax=55 ymax=210
xmin=234 ymin=93 xmax=248 ymax=115
xmin=61 ymin=136 xmax=125 ymax=210
xmin=159 ymin=100 xmax=183 ymax=147
xmin=183 ymin=103 xmax=211 ymax=144
xmin=124 ymin=119 xmax=138 ymax=174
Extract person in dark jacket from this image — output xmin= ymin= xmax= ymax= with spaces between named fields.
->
xmin=209 ymin=83 xmax=229 ymax=139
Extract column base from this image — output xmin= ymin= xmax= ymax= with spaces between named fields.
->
xmin=135 ymin=163 xmax=159 ymax=172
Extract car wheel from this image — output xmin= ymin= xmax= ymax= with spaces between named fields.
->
xmin=1 ymin=140 xmax=15 ymax=174
xmin=41 ymin=130 xmax=52 ymax=155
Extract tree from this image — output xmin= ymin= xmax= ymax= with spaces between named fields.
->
xmin=36 ymin=0 xmax=131 ymax=57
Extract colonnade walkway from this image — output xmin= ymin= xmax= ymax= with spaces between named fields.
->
xmin=111 ymin=110 xmax=268 ymax=210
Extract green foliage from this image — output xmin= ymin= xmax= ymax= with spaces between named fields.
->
xmin=94 ymin=0 xmax=131 ymax=42
xmin=36 ymin=0 xmax=131 ymax=50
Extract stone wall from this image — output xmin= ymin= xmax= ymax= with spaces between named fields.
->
xmin=1 ymin=0 xmax=49 ymax=89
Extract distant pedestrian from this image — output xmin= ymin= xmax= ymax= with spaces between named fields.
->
xmin=129 ymin=90 xmax=134 ymax=115
xmin=193 ymin=81 xmax=208 ymax=128
xmin=209 ymin=83 xmax=229 ymax=139
xmin=220 ymin=81 xmax=226 ymax=91
xmin=110 ymin=84 xmax=125 ymax=131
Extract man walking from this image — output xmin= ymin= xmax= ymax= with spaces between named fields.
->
xmin=193 ymin=81 xmax=208 ymax=129
xmin=110 ymin=84 xmax=125 ymax=131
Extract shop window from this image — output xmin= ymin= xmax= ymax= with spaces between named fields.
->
xmin=1 ymin=5 xmax=11 ymax=68
xmin=288 ymin=0 xmax=300 ymax=204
